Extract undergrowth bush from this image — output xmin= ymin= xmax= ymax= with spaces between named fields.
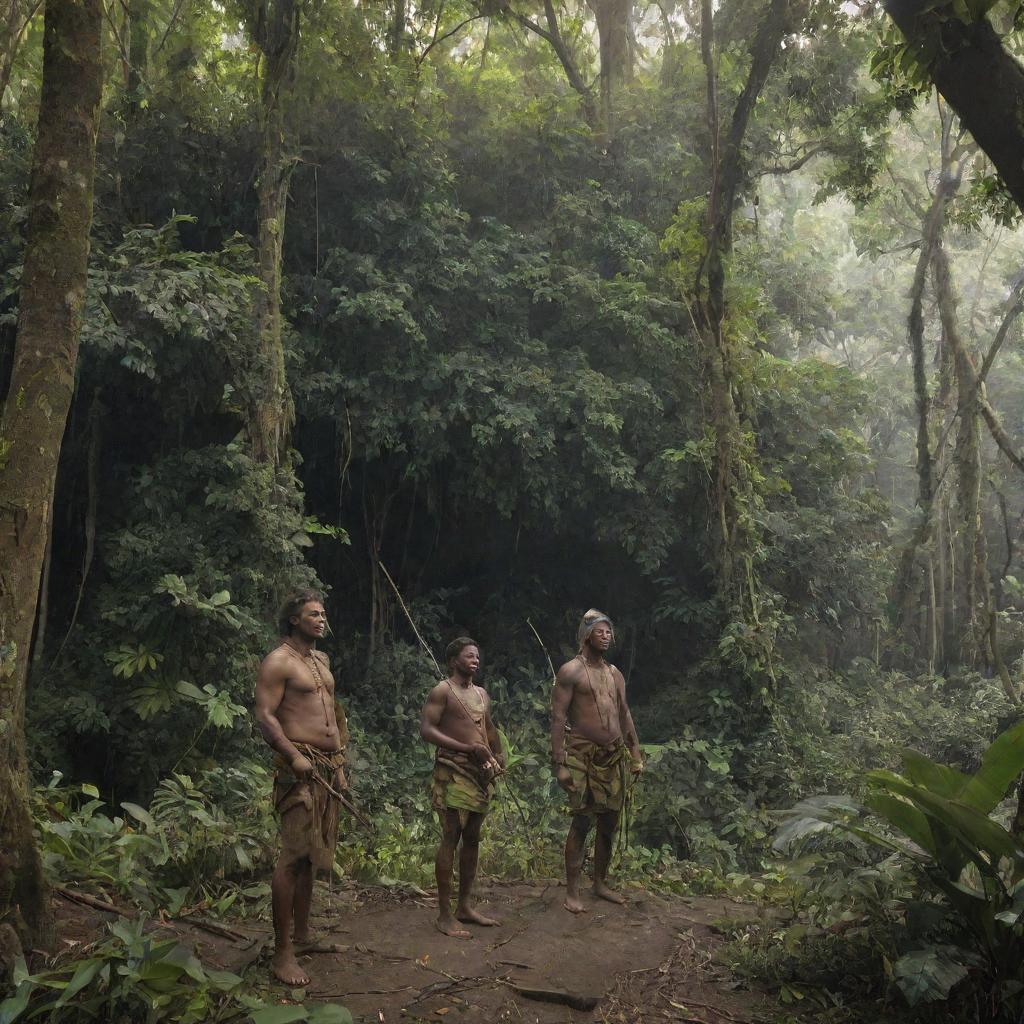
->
xmin=35 ymin=765 xmax=276 ymax=915
xmin=0 ymin=916 xmax=350 ymax=1024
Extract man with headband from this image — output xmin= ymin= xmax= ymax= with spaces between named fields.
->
xmin=551 ymin=609 xmax=643 ymax=913
xmin=420 ymin=637 xmax=504 ymax=937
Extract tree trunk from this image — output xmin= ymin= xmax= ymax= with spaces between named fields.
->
xmin=693 ymin=0 xmax=798 ymax=610
xmin=126 ymin=0 xmax=150 ymax=117
xmin=884 ymin=1 xmax=1024 ymax=213
xmin=888 ymin=107 xmax=961 ymax=653
xmin=243 ymin=0 xmax=302 ymax=466
xmin=389 ymin=0 xmax=406 ymax=56
xmin=0 ymin=0 xmax=102 ymax=946
xmin=940 ymin=248 xmax=986 ymax=665
xmin=586 ymin=0 xmax=630 ymax=140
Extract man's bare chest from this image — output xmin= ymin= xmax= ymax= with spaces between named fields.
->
xmin=286 ymin=663 xmax=334 ymax=696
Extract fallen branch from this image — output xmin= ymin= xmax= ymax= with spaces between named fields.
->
xmin=315 ymin=985 xmax=417 ymax=997
xmin=176 ymin=916 xmax=251 ymax=943
xmin=511 ymin=983 xmax=599 ymax=1011
xmin=57 ymin=888 xmax=123 ymax=915
xmin=660 ymin=991 xmax=746 ymax=1022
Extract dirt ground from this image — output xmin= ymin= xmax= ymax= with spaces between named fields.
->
xmin=55 ymin=879 xmax=772 ymax=1024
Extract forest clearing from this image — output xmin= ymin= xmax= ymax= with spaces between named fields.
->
xmin=5 ymin=0 xmax=1024 ymax=1020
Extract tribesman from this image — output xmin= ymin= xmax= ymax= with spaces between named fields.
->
xmin=255 ymin=589 xmax=349 ymax=986
xmin=420 ymin=637 xmax=504 ymax=937
xmin=551 ymin=609 xmax=643 ymax=913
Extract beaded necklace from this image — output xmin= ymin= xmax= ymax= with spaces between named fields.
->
xmin=280 ymin=639 xmax=331 ymax=728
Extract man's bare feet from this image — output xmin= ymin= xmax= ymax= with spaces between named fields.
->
xmin=435 ymin=917 xmax=472 ymax=938
xmin=563 ymin=895 xmax=588 ymax=914
xmin=456 ymin=906 xmax=500 ymax=927
xmin=271 ymin=949 xmax=310 ymax=986
xmin=593 ymin=881 xmax=626 ymax=905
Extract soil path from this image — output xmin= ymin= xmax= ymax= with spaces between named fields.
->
xmin=55 ymin=880 xmax=770 ymax=1024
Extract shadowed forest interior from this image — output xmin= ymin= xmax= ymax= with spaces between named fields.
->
xmin=5 ymin=0 xmax=1024 ymax=1019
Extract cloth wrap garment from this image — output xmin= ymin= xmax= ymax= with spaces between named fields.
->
xmin=431 ymin=747 xmax=495 ymax=823
xmin=563 ymin=733 xmax=628 ymax=816
xmin=273 ymin=743 xmax=346 ymax=872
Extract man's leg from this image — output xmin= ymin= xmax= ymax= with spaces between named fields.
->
xmin=593 ymin=810 xmax=625 ymax=904
xmin=455 ymin=811 xmax=499 ymax=927
xmin=435 ymin=810 xmax=471 ymax=937
xmin=563 ymin=813 xmax=592 ymax=913
xmin=292 ymin=860 xmax=314 ymax=942
xmin=271 ymin=850 xmax=311 ymax=986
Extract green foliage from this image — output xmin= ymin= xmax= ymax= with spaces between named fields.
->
xmin=35 ymin=766 xmax=277 ymax=912
xmin=775 ymin=723 xmax=1024 ymax=1017
xmin=0 ymin=916 xmax=349 ymax=1024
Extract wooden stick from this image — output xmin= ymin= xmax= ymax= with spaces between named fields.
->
xmin=57 ymin=888 xmax=122 ymax=915
xmin=177 ymin=916 xmax=249 ymax=943
xmin=526 ymin=618 xmax=556 ymax=682
xmin=378 ymin=560 xmax=442 ymax=676
xmin=312 ymin=773 xmax=374 ymax=830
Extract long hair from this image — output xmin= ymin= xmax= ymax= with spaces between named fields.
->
xmin=277 ymin=588 xmax=325 ymax=636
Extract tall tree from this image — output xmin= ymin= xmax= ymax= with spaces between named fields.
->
xmin=239 ymin=0 xmax=305 ymax=466
xmin=693 ymin=0 xmax=801 ymax=610
xmin=586 ymin=0 xmax=630 ymax=138
xmin=0 ymin=0 xmax=103 ymax=945
xmin=126 ymin=0 xmax=151 ymax=118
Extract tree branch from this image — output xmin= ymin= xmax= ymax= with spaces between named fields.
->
xmin=977 ymin=281 xmax=1024 ymax=387
xmin=508 ymin=0 xmax=596 ymax=123
xmin=755 ymin=143 xmax=824 ymax=176
xmin=417 ymin=13 xmax=486 ymax=64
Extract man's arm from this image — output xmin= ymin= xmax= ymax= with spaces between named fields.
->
xmin=551 ymin=663 xmax=576 ymax=791
xmin=550 ymin=663 xmax=576 ymax=764
xmin=254 ymin=653 xmax=311 ymax=777
xmin=484 ymin=694 xmax=504 ymax=769
xmin=419 ymin=684 xmax=491 ymax=762
xmin=614 ymin=669 xmax=642 ymax=770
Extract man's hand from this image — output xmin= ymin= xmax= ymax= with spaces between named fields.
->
xmin=290 ymin=753 xmax=314 ymax=779
xmin=630 ymin=759 xmax=644 ymax=776
xmin=469 ymin=742 xmax=492 ymax=764
xmin=555 ymin=765 xmax=575 ymax=792
xmin=333 ymin=766 xmax=349 ymax=792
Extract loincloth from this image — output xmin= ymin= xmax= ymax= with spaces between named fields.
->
xmin=431 ymin=748 xmax=495 ymax=821
xmin=564 ymin=734 xmax=627 ymax=816
xmin=273 ymin=744 xmax=346 ymax=871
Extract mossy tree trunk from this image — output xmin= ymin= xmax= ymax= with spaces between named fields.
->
xmin=0 ymin=0 xmax=102 ymax=946
xmin=694 ymin=0 xmax=798 ymax=611
xmin=241 ymin=0 xmax=304 ymax=467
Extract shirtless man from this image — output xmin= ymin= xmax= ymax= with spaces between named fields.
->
xmin=255 ymin=589 xmax=348 ymax=986
xmin=420 ymin=637 xmax=504 ymax=938
xmin=551 ymin=609 xmax=643 ymax=913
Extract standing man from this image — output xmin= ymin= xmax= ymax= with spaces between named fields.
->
xmin=551 ymin=609 xmax=643 ymax=913
xmin=255 ymin=588 xmax=348 ymax=986
xmin=420 ymin=637 xmax=504 ymax=938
